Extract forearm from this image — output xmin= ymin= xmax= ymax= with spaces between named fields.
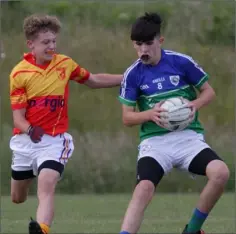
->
xmin=123 ymin=110 xmax=151 ymax=127
xmin=13 ymin=110 xmax=31 ymax=133
xmin=88 ymin=74 xmax=123 ymax=88
xmin=14 ymin=117 xmax=30 ymax=133
xmin=192 ymin=88 xmax=215 ymax=110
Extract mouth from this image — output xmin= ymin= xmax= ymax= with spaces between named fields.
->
xmin=141 ymin=54 xmax=150 ymax=62
xmin=45 ymin=50 xmax=55 ymax=55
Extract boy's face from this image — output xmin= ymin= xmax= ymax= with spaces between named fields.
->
xmin=27 ymin=30 xmax=57 ymax=64
xmin=133 ymin=36 xmax=164 ymax=65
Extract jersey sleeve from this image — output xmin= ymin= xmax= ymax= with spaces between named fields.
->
xmin=183 ymin=57 xmax=209 ymax=90
xmin=10 ymin=73 xmax=27 ymax=110
xmin=118 ymin=68 xmax=139 ymax=107
xmin=69 ymin=59 xmax=90 ymax=84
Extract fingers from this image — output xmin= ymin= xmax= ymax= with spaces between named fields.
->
xmin=153 ymin=115 xmax=168 ymax=127
xmin=154 ymin=101 xmax=167 ymax=111
xmin=155 ymin=120 xmax=168 ymax=128
xmin=151 ymin=107 xmax=169 ymax=126
xmin=187 ymin=102 xmax=196 ymax=110
xmin=189 ymin=106 xmax=196 ymax=118
xmin=186 ymin=102 xmax=196 ymax=119
xmin=153 ymin=105 xmax=168 ymax=112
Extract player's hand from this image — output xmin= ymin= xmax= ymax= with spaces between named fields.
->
xmin=149 ymin=102 xmax=168 ymax=127
xmin=27 ymin=125 xmax=44 ymax=143
xmin=187 ymin=102 xmax=196 ymax=121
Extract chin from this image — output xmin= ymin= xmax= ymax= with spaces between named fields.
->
xmin=141 ymin=59 xmax=151 ymax=65
xmin=44 ymin=56 xmax=53 ymax=62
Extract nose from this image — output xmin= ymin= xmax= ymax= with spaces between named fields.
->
xmin=140 ymin=44 xmax=148 ymax=53
xmin=49 ymin=41 xmax=56 ymax=50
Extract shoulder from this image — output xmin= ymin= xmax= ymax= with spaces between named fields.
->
xmin=123 ymin=59 xmax=142 ymax=79
xmin=164 ymin=49 xmax=196 ymax=65
xmin=54 ymin=54 xmax=73 ymax=63
xmin=10 ymin=59 xmax=30 ymax=79
xmin=54 ymin=54 xmax=81 ymax=71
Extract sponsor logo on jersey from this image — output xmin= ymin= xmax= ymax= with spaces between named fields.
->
xmin=28 ymin=96 xmax=65 ymax=112
xmin=169 ymin=75 xmax=180 ymax=86
xmin=152 ymin=77 xmax=165 ymax=83
xmin=140 ymin=84 xmax=149 ymax=90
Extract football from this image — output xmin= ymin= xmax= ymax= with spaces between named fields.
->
xmin=160 ymin=97 xmax=192 ymax=131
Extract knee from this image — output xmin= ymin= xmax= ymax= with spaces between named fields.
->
xmin=37 ymin=180 xmax=56 ymax=199
xmin=134 ymin=180 xmax=155 ymax=202
xmin=37 ymin=172 xmax=58 ymax=199
xmin=206 ymin=160 xmax=230 ymax=185
xmin=11 ymin=193 xmax=27 ymax=204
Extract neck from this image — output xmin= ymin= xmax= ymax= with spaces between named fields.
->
xmin=31 ymin=52 xmax=49 ymax=65
xmin=36 ymin=58 xmax=47 ymax=65
xmin=151 ymin=49 xmax=162 ymax=65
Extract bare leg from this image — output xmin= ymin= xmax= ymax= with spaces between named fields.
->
xmin=11 ymin=177 xmax=33 ymax=203
xmin=185 ymin=160 xmax=229 ymax=233
xmin=196 ymin=160 xmax=229 ymax=212
xmin=36 ymin=168 xmax=60 ymax=226
xmin=120 ymin=180 xmax=155 ymax=234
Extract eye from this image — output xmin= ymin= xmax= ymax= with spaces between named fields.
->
xmin=136 ymin=41 xmax=143 ymax=46
xmin=145 ymin=41 xmax=154 ymax=45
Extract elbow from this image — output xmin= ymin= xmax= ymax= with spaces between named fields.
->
xmin=122 ymin=117 xmax=133 ymax=127
xmin=212 ymin=89 xmax=216 ymax=100
xmin=209 ymin=87 xmax=216 ymax=102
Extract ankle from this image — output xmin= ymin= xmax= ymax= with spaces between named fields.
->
xmin=40 ymin=223 xmax=50 ymax=234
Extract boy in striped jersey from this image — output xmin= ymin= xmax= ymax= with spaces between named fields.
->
xmin=9 ymin=14 xmax=123 ymax=234
xmin=118 ymin=12 xmax=229 ymax=234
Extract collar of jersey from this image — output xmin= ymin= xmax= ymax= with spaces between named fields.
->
xmin=144 ymin=49 xmax=166 ymax=67
xmin=160 ymin=49 xmax=166 ymax=59
xmin=23 ymin=53 xmax=53 ymax=70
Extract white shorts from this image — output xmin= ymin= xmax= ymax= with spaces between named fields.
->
xmin=10 ymin=132 xmax=74 ymax=177
xmin=137 ymin=130 xmax=210 ymax=174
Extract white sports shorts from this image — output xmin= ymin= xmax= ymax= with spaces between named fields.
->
xmin=137 ymin=130 xmax=210 ymax=174
xmin=10 ymin=132 xmax=74 ymax=176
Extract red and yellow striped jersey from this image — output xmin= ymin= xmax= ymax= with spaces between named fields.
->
xmin=10 ymin=53 xmax=90 ymax=136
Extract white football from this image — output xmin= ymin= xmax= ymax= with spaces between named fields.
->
xmin=161 ymin=97 xmax=186 ymax=111
xmin=160 ymin=97 xmax=192 ymax=131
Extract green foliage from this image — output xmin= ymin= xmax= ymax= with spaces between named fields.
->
xmin=2 ymin=1 xmax=234 ymax=46
xmin=0 ymin=1 xmax=235 ymax=194
xmin=197 ymin=1 xmax=234 ymax=46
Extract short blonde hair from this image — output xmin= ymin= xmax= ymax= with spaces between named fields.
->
xmin=23 ymin=14 xmax=62 ymax=40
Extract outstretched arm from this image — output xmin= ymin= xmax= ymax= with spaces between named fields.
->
xmin=83 ymin=73 xmax=123 ymax=89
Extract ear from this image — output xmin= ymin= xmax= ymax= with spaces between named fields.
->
xmin=26 ymin=40 xmax=34 ymax=50
xmin=133 ymin=41 xmax=138 ymax=49
xmin=159 ymin=36 xmax=165 ymax=45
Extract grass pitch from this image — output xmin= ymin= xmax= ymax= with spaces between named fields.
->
xmin=2 ymin=193 xmax=234 ymax=233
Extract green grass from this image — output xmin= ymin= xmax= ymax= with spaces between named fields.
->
xmin=2 ymin=193 xmax=235 ymax=233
